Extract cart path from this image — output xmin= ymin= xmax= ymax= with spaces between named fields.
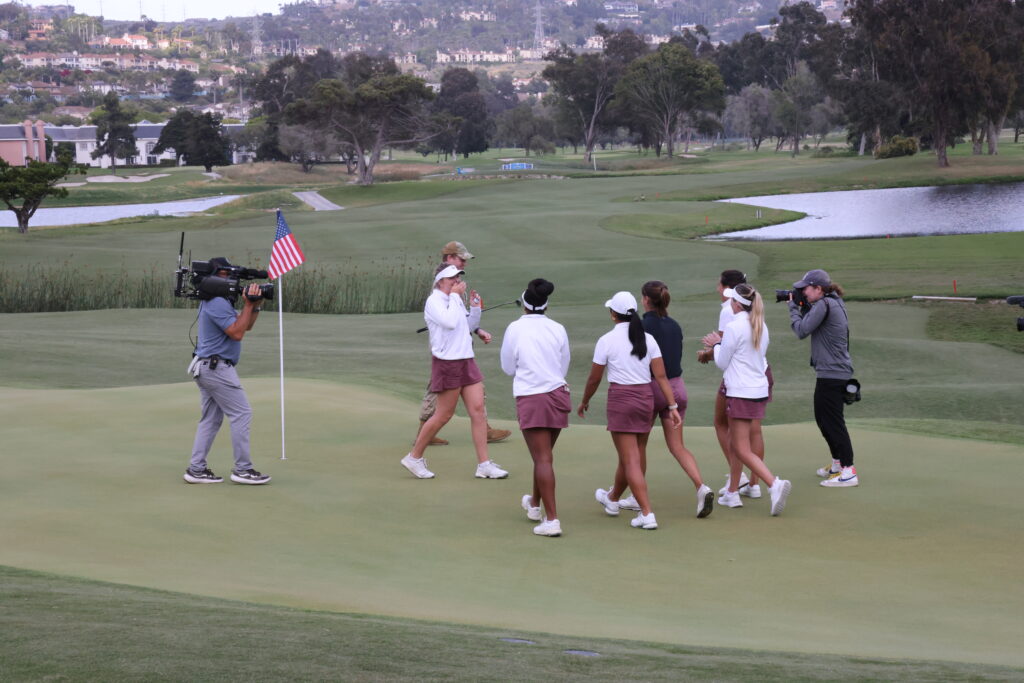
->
xmin=292 ymin=191 xmax=344 ymax=211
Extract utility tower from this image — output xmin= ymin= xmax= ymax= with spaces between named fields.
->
xmin=251 ymin=13 xmax=263 ymax=57
xmin=533 ymin=0 xmax=544 ymax=50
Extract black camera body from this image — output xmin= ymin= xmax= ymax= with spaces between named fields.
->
xmin=1007 ymin=295 xmax=1024 ymax=332
xmin=173 ymin=234 xmax=274 ymax=303
xmin=179 ymin=261 xmax=275 ymax=302
xmin=776 ymin=287 xmax=808 ymax=308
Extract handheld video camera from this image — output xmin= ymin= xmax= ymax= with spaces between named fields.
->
xmin=776 ymin=287 xmax=808 ymax=308
xmin=173 ymin=233 xmax=274 ymax=302
xmin=1007 ymin=295 xmax=1024 ymax=332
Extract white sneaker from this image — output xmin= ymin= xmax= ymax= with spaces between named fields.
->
xmin=630 ymin=511 xmax=658 ymax=529
xmin=696 ymin=484 xmax=714 ymax=518
xmin=595 ymin=488 xmax=620 ymax=516
xmin=533 ymin=518 xmax=562 ymax=536
xmin=769 ymin=478 xmax=792 ymax=516
xmin=400 ymin=453 xmax=435 ymax=479
xmin=820 ymin=467 xmax=859 ymax=487
xmin=718 ymin=490 xmax=743 ymax=508
xmin=617 ymin=494 xmax=640 ymax=511
xmin=475 ymin=460 xmax=509 ymax=479
xmin=817 ymin=460 xmax=841 ymax=478
xmin=521 ymin=494 xmax=542 ymax=521
xmin=740 ymin=484 xmax=762 ymax=499
xmin=720 ymin=472 xmax=750 ymax=496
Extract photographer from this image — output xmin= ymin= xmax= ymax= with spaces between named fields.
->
xmin=788 ymin=269 xmax=858 ymax=488
xmin=184 ymin=257 xmax=271 ymax=486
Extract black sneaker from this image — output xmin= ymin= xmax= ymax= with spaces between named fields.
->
xmin=230 ymin=469 xmax=271 ymax=485
xmin=183 ymin=468 xmax=223 ymax=484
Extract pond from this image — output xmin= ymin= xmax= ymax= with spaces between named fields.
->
xmin=712 ymin=182 xmax=1024 ymax=240
xmin=0 ymin=195 xmax=242 ymax=229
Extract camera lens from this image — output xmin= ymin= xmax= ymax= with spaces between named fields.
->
xmin=1017 ymin=317 xmax=1024 ymax=332
xmin=775 ymin=289 xmax=790 ymax=303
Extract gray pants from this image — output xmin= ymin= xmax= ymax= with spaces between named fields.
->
xmin=190 ymin=362 xmax=254 ymax=473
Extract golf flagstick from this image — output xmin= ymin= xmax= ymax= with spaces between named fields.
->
xmin=278 ymin=273 xmax=286 ymax=460
xmin=268 ymin=207 xmax=306 ymax=461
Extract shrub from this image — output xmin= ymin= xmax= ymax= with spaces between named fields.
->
xmin=877 ymin=135 xmax=919 ymax=158
xmin=812 ymin=145 xmax=834 ymax=158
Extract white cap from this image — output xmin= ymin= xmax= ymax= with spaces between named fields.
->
xmin=604 ymin=291 xmax=638 ymax=315
xmin=434 ymin=265 xmax=464 ymax=283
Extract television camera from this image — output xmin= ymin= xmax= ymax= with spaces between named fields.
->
xmin=173 ymin=232 xmax=274 ymax=302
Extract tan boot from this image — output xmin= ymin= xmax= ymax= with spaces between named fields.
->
xmin=415 ymin=420 xmax=448 ymax=446
xmin=486 ymin=424 xmax=511 ymax=443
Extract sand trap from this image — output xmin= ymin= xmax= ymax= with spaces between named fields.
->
xmin=86 ymin=173 xmax=170 ymax=183
xmin=56 ymin=182 xmax=86 ymax=188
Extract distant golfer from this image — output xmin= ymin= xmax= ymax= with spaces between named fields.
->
xmin=578 ymin=291 xmax=680 ymax=531
xmin=612 ymin=281 xmax=713 ymax=519
xmin=698 ymin=269 xmax=767 ymax=499
xmin=788 ymin=269 xmax=858 ymax=487
xmin=500 ymin=279 xmax=570 ymax=537
xmin=184 ymin=257 xmax=270 ymax=486
xmin=702 ymin=284 xmax=791 ymax=515
xmin=401 ymin=263 xmax=508 ymax=480
xmin=412 ymin=241 xmax=511 ymax=447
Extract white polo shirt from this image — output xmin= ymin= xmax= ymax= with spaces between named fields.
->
xmin=593 ymin=322 xmax=662 ymax=385
xmin=713 ymin=311 xmax=769 ymax=399
xmin=424 ymin=289 xmax=474 ymax=360
xmin=718 ymin=299 xmax=735 ymax=332
xmin=500 ymin=314 xmax=570 ymax=396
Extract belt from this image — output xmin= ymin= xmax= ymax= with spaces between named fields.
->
xmin=199 ymin=356 xmax=235 ymax=367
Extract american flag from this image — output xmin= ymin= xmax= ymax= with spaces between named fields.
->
xmin=268 ymin=209 xmax=305 ymax=280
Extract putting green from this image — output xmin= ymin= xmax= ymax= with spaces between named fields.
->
xmin=1 ymin=380 xmax=1020 ymax=667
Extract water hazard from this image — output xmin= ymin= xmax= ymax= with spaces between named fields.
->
xmin=0 ymin=195 xmax=242 ymax=228
xmin=713 ymin=182 xmax=1024 ymax=240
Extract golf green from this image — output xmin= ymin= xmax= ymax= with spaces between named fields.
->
xmin=1 ymin=379 xmax=1020 ymax=667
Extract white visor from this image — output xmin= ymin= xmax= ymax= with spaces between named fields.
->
xmin=434 ymin=265 xmax=464 ymax=283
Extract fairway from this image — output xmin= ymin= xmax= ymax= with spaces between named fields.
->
xmin=1 ymin=379 xmax=1022 ymax=668
xmin=2 ymin=148 xmax=1024 ymax=677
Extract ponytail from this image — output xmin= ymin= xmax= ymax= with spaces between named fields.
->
xmin=734 ymin=283 xmax=766 ymax=350
xmin=824 ymin=282 xmax=845 ymax=297
xmin=642 ymin=280 xmax=670 ymax=317
xmin=614 ymin=309 xmax=648 ymax=359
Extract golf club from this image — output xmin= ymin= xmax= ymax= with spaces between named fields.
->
xmin=416 ymin=299 xmax=521 ymax=333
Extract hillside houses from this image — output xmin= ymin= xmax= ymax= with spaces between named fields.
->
xmin=18 ymin=52 xmax=199 ymax=73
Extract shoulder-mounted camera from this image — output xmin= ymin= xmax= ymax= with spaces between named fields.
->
xmin=173 ymin=233 xmax=275 ymax=302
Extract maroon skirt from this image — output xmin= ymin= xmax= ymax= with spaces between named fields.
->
xmin=650 ymin=376 xmax=688 ymax=421
xmin=726 ymin=396 xmax=768 ymax=420
xmin=429 ymin=357 xmax=484 ymax=392
xmin=516 ymin=385 xmax=571 ymax=430
xmin=606 ymin=383 xmax=654 ymax=433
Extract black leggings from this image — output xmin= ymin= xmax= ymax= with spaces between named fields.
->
xmin=813 ymin=378 xmax=854 ymax=468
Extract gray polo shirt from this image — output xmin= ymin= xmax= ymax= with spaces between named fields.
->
xmin=195 ymin=297 xmax=242 ymax=365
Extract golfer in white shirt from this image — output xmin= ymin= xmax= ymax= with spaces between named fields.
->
xmin=702 ymin=284 xmax=791 ymax=516
xmin=501 ymin=278 xmax=570 ymax=537
xmin=578 ymin=291 xmax=680 ymax=531
xmin=401 ymin=264 xmax=508 ymax=480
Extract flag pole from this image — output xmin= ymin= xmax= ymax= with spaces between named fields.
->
xmin=278 ymin=254 xmax=287 ymax=461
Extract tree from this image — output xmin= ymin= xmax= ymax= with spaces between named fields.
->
xmin=543 ymin=49 xmax=612 ymax=163
xmin=0 ymin=158 xmax=86 ymax=233
xmin=285 ymin=55 xmax=436 ymax=185
xmin=278 ymin=123 xmax=342 ymax=172
xmin=847 ymin=0 xmax=1023 ymax=168
xmin=169 ymin=70 xmax=197 ymax=102
xmin=724 ymin=83 xmax=774 ymax=151
xmin=614 ymin=42 xmax=725 ymax=158
xmin=153 ymin=111 xmax=232 ymax=172
xmin=494 ymin=103 xmax=547 ymax=155
xmin=772 ymin=62 xmax=823 ymax=155
xmin=91 ymin=92 xmax=136 ymax=173
xmin=433 ymin=68 xmax=490 ymax=159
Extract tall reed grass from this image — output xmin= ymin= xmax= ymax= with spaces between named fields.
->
xmin=0 ymin=257 xmax=435 ymax=315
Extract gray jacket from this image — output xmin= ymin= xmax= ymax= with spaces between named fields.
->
xmin=789 ymin=295 xmax=853 ymax=379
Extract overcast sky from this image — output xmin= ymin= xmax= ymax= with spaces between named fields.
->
xmin=32 ymin=0 xmax=281 ymax=22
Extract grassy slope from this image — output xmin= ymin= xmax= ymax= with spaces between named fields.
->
xmin=1 ymin=380 xmax=1022 ymax=670
xmin=3 ymin=566 xmax=1020 ymax=682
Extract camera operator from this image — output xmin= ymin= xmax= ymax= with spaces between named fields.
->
xmin=788 ymin=269 xmax=858 ymax=488
xmin=183 ymin=257 xmax=271 ymax=486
